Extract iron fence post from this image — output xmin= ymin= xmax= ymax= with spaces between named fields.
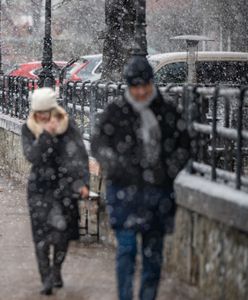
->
xmin=79 ymin=81 xmax=90 ymax=135
xmin=211 ymin=87 xmax=219 ymax=181
xmin=14 ymin=77 xmax=18 ymax=117
xmin=104 ymin=82 xmax=113 ymax=109
xmin=0 ymin=74 xmax=3 ymax=112
xmin=89 ymin=82 xmax=97 ymax=138
xmin=223 ymin=94 xmax=233 ymax=172
xmin=236 ymin=88 xmax=247 ymax=189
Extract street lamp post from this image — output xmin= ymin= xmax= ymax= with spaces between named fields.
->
xmin=171 ymin=35 xmax=214 ymax=84
xmin=0 ymin=0 xmax=4 ymax=75
xmin=38 ymin=0 xmax=55 ymax=88
xmin=133 ymin=0 xmax=148 ymax=57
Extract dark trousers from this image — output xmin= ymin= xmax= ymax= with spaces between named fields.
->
xmin=34 ymin=234 xmax=68 ymax=283
xmin=115 ymin=229 xmax=165 ymax=300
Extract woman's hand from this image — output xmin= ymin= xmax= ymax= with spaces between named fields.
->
xmin=43 ymin=118 xmax=59 ymax=135
xmin=80 ymin=185 xmax=89 ymax=199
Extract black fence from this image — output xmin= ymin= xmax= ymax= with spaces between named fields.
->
xmin=168 ymin=85 xmax=248 ymax=191
xmin=0 ymin=76 xmax=37 ymax=119
xmin=0 ymin=76 xmax=248 ymax=191
xmin=61 ymin=81 xmax=128 ymax=138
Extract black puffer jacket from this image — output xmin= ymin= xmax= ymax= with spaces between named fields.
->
xmin=22 ymin=108 xmax=89 ymax=243
xmin=91 ymin=88 xmax=191 ymax=189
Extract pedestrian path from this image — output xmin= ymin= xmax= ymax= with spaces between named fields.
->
xmin=0 ymin=175 xmax=198 ymax=300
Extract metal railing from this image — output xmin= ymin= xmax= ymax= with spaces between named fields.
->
xmin=0 ymin=76 xmax=37 ymax=119
xmin=0 ymin=76 xmax=248 ymax=190
xmin=61 ymin=81 xmax=126 ymax=138
xmin=168 ymin=85 xmax=248 ymax=191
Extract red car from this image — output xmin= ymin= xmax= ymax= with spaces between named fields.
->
xmin=8 ymin=61 xmax=68 ymax=82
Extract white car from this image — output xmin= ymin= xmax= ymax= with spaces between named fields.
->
xmin=67 ymin=52 xmax=248 ymax=85
xmin=149 ymin=52 xmax=248 ymax=85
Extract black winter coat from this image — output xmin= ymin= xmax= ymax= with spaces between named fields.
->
xmin=22 ymin=111 xmax=89 ymax=243
xmin=91 ymin=88 xmax=191 ymax=232
xmin=91 ymin=88 xmax=191 ymax=189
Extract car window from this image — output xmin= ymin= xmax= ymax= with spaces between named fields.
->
xmin=65 ymin=63 xmax=82 ymax=79
xmin=155 ymin=60 xmax=248 ymax=85
xmin=154 ymin=62 xmax=187 ymax=84
xmin=78 ymin=58 xmax=102 ymax=79
xmin=197 ymin=61 xmax=248 ymax=85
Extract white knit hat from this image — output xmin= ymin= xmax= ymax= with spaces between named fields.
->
xmin=31 ymin=88 xmax=58 ymax=112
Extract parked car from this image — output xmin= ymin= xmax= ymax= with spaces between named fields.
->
xmin=150 ymin=52 xmax=248 ymax=85
xmin=8 ymin=61 xmax=70 ymax=80
xmin=7 ymin=61 xmax=76 ymax=93
xmin=65 ymin=54 xmax=102 ymax=82
xmin=65 ymin=52 xmax=248 ymax=85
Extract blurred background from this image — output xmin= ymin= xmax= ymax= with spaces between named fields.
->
xmin=1 ymin=0 xmax=247 ymax=71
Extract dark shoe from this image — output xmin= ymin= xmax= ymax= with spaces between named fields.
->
xmin=40 ymin=287 xmax=53 ymax=296
xmin=40 ymin=275 xmax=53 ymax=295
xmin=53 ymin=267 xmax=63 ymax=288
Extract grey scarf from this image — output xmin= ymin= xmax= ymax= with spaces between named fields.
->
xmin=125 ymin=86 xmax=161 ymax=168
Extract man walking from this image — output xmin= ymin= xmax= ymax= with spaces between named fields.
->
xmin=91 ymin=56 xmax=191 ymax=300
xmin=22 ymin=88 xmax=89 ymax=295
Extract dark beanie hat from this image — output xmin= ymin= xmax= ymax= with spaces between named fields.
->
xmin=124 ymin=56 xmax=154 ymax=86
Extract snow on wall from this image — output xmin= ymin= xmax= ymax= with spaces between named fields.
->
xmin=175 ymin=171 xmax=248 ymax=232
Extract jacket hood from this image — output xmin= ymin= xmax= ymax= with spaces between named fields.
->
xmin=27 ymin=106 xmax=69 ymax=139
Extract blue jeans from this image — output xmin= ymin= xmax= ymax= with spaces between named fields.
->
xmin=106 ymin=184 xmax=175 ymax=232
xmin=115 ymin=229 xmax=165 ymax=300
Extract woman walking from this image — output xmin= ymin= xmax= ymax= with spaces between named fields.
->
xmin=22 ymin=88 xmax=89 ymax=295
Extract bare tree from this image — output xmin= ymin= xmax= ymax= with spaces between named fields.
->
xmin=101 ymin=0 xmax=136 ymax=82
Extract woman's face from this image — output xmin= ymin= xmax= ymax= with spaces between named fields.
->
xmin=34 ymin=111 xmax=51 ymax=123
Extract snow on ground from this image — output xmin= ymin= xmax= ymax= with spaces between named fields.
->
xmin=0 ymin=174 xmax=198 ymax=300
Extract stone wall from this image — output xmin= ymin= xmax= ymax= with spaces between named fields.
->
xmin=0 ymin=114 xmax=30 ymax=181
xmin=165 ymin=172 xmax=248 ymax=300
xmin=1 ymin=113 xmax=248 ymax=299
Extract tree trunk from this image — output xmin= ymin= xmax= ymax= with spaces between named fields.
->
xmin=101 ymin=0 xmax=136 ymax=82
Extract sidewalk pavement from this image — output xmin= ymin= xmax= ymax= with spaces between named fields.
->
xmin=0 ymin=175 xmax=198 ymax=300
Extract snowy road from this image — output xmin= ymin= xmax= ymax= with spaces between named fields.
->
xmin=0 ymin=175 xmax=198 ymax=300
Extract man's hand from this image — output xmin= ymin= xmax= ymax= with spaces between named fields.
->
xmin=80 ymin=185 xmax=89 ymax=199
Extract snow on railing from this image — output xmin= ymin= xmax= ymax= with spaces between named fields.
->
xmin=184 ymin=85 xmax=248 ymax=190
xmin=1 ymin=76 xmax=248 ymax=190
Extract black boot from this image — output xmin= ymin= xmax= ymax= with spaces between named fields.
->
xmin=53 ymin=266 xmax=63 ymax=288
xmin=40 ymin=273 xmax=53 ymax=295
xmin=35 ymin=240 xmax=53 ymax=295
